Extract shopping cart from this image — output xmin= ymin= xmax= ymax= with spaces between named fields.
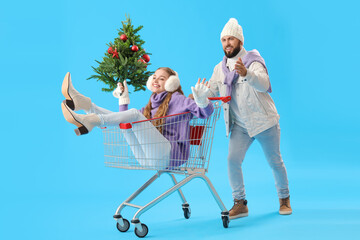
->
xmin=102 ymin=96 xmax=231 ymax=238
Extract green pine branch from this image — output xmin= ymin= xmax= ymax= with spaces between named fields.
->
xmin=88 ymin=15 xmax=153 ymax=92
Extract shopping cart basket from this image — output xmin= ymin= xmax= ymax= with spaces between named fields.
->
xmin=102 ymin=96 xmax=231 ymax=238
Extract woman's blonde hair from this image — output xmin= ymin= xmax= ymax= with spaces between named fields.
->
xmin=143 ymin=67 xmax=184 ymax=133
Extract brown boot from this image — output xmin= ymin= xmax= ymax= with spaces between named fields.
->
xmin=279 ymin=196 xmax=292 ymax=215
xmin=229 ymin=199 xmax=248 ymax=219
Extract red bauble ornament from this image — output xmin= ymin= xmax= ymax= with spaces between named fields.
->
xmin=138 ymin=58 xmax=147 ymax=68
xmin=120 ymin=34 xmax=127 ymax=42
xmin=112 ymin=48 xmax=119 ymax=59
xmin=131 ymin=45 xmax=139 ymax=52
xmin=107 ymin=47 xmax=114 ymax=54
xmin=142 ymin=54 xmax=150 ymax=63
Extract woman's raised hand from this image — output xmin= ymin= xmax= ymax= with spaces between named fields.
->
xmin=191 ymin=78 xmax=210 ymax=108
xmin=112 ymin=81 xmax=130 ymax=105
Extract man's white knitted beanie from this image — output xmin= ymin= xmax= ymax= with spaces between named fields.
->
xmin=220 ymin=18 xmax=244 ymax=44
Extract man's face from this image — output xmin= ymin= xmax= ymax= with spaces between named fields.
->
xmin=221 ymin=36 xmax=242 ymax=58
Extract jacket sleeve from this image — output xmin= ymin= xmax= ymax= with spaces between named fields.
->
xmin=119 ymin=105 xmax=129 ymax=112
xmin=208 ymin=65 xmax=220 ymax=97
xmin=244 ymin=61 xmax=270 ymax=92
xmin=173 ymin=94 xmax=214 ymax=119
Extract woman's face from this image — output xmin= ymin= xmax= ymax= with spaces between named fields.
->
xmin=151 ymin=69 xmax=170 ymax=94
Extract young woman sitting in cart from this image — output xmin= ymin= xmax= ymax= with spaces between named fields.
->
xmin=61 ymin=67 xmax=213 ymax=168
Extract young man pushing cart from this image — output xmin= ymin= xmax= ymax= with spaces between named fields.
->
xmin=206 ymin=18 xmax=292 ymax=219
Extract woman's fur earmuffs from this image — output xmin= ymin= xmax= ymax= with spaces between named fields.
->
xmin=146 ymin=71 xmax=180 ymax=92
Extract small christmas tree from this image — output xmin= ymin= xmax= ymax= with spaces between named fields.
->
xmin=88 ymin=15 xmax=153 ymax=92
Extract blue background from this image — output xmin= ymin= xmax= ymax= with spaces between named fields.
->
xmin=1 ymin=0 xmax=359 ymax=239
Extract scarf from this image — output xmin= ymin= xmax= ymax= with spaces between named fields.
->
xmin=151 ymin=91 xmax=168 ymax=109
xmin=222 ymin=49 xmax=271 ymax=97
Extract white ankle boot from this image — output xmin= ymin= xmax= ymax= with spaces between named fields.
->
xmin=61 ymin=101 xmax=101 ymax=135
xmin=62 ymin=72 xmax=91 ymax=111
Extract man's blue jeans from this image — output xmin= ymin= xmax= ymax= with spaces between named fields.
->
xmin=228 ymin=123 xmax=290 ymax=200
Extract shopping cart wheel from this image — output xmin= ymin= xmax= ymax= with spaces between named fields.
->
xmin=134 ymin=223 xmax=148 ymax=238
xmin=182 ymin=207 xmax=191 ymax=219
xmin=116 ymin=219 xmax=130 ymax=232
xmin=222 ymin=215 xmax=229 ymax=228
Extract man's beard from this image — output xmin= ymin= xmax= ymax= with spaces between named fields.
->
xmin=224 ymin=45 xmax=241 ymax=58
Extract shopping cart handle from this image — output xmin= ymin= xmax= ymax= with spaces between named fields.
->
xmin=208 ymin=96 xmax=231 ymax=103
xmin=120 ymin=123 xmax=132 ymax=129
xmin=117 ymin=97 xmax=231 ymax=129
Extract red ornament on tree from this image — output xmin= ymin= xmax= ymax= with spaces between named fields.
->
xmin=107 ymin=47 xmax=114 ymax=54
xmin=131 ymin=45 xmax=139 ymax=52
xmin=138 ymin=58 xmax=147 ymax=68
xmin=142 ymin=54 xmax=150 ymax=63
xmin=120 ymin=34 xmax=127 ymax=42
xmin=112 ymin=48 xmax=119 ymax=59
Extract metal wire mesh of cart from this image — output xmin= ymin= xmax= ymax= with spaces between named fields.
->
xmin=102 ymin=98 xmax=227 ymax=173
